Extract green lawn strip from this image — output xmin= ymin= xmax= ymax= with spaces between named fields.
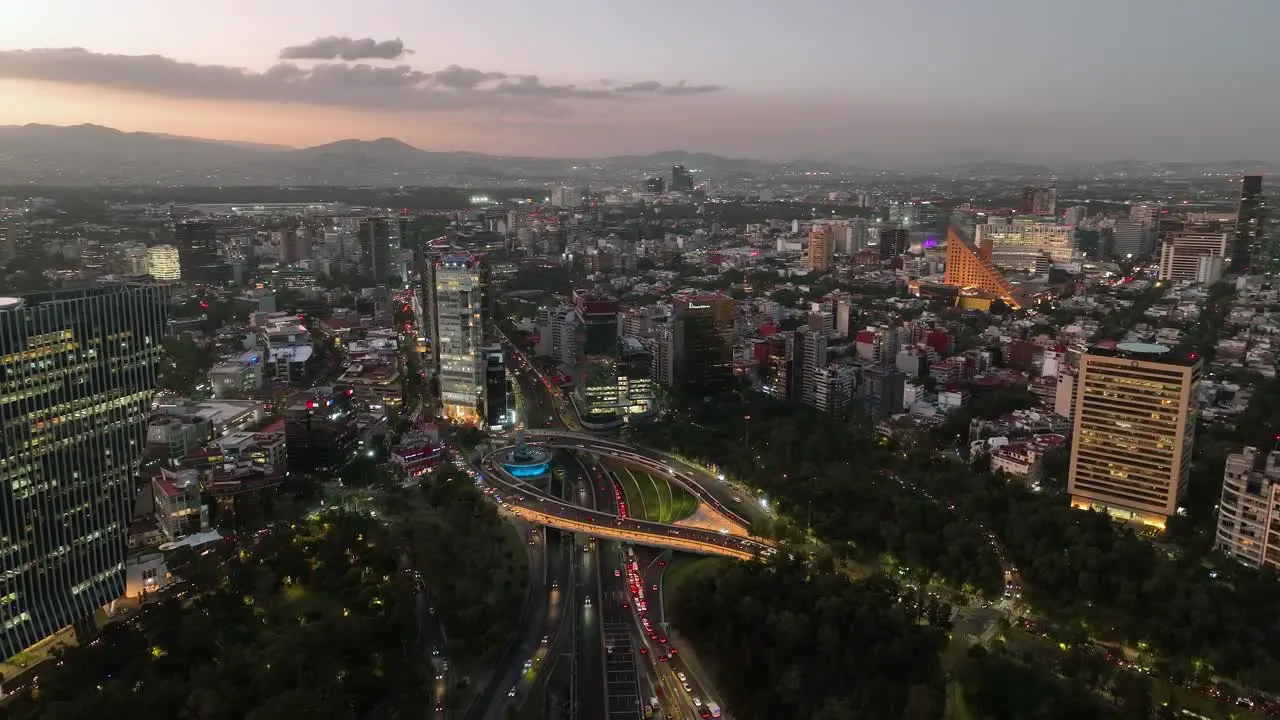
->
xmin=653 ymin=467 xmax=675 ymax=521
xmin=612 ymin=468 xmax=650 ymax=520
xmin=630 ymin=466 xmax=669 ymax=522
xmin=667 ymin=486 xmax=698 ymax=522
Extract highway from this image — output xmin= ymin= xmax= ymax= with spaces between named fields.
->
xmin=483 ymin=452 xmax=772 ymax=560
xmin=566 ymin=453 xmax=608 ymax=720
xmin=522 ymin=431 xmax=767 ymax=531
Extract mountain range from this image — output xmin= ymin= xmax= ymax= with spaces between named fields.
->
xmin=0 ymin=124 xmax=1270 ymax=187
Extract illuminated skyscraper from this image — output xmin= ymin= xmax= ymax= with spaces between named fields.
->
xmin=1232 ymin=175 xmax=1267 ymax=273
xmin=807 ymin=224 xmax=834 ymax=272
xmin=1067 ymin=342 xmax=1200 ymax=529
xmin=0 ymin=282 xmax=168 ymax=657
xmin=430 ymin=253 xmax=485 ymax=421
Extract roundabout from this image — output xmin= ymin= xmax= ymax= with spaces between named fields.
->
xmin=498 ymin=432 xmax=552 ymax=478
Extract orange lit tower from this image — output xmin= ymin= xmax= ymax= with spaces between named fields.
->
xmin=942 ymin=225 xmax=1021 ymax=309
xmin=808 ymin=224 xmax=833 ymax=272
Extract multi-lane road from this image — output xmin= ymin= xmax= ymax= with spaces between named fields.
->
xmin=491 ymin=338 xmax=742 ymax=720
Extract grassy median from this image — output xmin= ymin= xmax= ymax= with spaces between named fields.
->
xmin=607 ymin=463 xmax=698 ymax=523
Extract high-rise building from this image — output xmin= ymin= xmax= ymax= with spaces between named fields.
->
xmin=878 ymin=228 xmax=909 ymax=259
xmin=1215 ymin=446 xmax=1280 ymax=570
xmin=671 ymin=165 xmax=694 ymax=192
xmin=482 ymin=345 xmax=510 ymax=430
xmin=1110 ymin=219 xmax=1148 ymax=258
xmin=807 ymin=224 xmax=834 ymax=272
xmin=146 ymin=244 xmax=182 ymax=280
xmin=672 ymin=294 xmax=735 ymax=397
xmin=0 ymin=283 xmax=168 ymax=657
xmin=550 ymin=186 xmax=581 ymax=208
xmin=1067 ymin=342 xmax=1201 ymax=529
xmin=573 ymin=290 xmax=619 ymax=359
xmin=797 ymin=328 xmax=828 ymax=408
xmin=942 ymin=226 xmax=1022 ymax=309
xmin=1021 ymin=185 xmax=1057 ymax=216
xmin=1157 ymin=232 xmax=1230 ymax=285
xmin=430 ymin=253 xmax=486 ymax=421
xmin=173 ymin=219 xmax=218 ymax=274
xmin=357 ymin=218 xmax=400 ymax=284
xmin=1232 ymin=175 xmax=1267 ymax=273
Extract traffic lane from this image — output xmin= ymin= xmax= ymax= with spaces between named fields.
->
xmin=469 ymin=522 xmax=547 ymax=720
xmin=575 ymin=535 xmax=607 ymax=720
xmin=570 ymin=454 xmax=609 ymax=720
xmin=417 ymin=589 xmax=450 ymax=718
xmin=601 ymin=540 xmax=644 ymax=719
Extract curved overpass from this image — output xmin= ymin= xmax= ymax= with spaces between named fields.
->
xmin=481 ymin=453 xmax=776 ymax=560
xmin=521 ymin=430 xmax=752 ymax=529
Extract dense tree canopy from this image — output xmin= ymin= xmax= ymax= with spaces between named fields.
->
xmin=4 ymin=513 xmax=423 ymax=719
xmin=668 ymin=558 xmax=947 ymax=720
xmin=637 ymin=389 xmax=1280 ymax=695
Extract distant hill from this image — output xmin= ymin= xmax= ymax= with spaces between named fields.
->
xmin=0 ymin=124 xmax=1269 ymax=186
xmin=0 ymin=124 xmax=783 ymax=186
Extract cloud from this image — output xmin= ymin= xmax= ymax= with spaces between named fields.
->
xmin=0 ymin=48 xmax=722 ymax=113
xmin=280 ymin=36 xmax=411 ymax=61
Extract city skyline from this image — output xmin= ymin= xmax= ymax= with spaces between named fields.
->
xmin=2 ymin=0 xmax=1279 ymax=162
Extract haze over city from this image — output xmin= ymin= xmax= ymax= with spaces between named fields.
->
xmin=2 ymin=0 xmax=1279 ymax=161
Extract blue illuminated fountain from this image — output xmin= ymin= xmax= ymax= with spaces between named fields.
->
xmin=501 ymin=431 xmax=552 ymax=478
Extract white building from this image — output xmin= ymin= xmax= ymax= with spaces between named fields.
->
xmin=1158 ymin=232 xmax=1230 ymax=285
xmin=1216 ymin=446 xmax=1280 ymax=570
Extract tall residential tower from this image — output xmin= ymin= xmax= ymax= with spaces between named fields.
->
xmin=1067 ymin=342 xmax=1200 ymax=529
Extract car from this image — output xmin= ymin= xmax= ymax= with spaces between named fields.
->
xmin=658 ymin=654 xmax=668 ymax=662
xmin=700 ymin=710 xmax=711 ymax=719
xmin=508 ymin=686 xmax=517 ymax=697
xmin=639 ymin=647 xmax=648 ymax=655
xmin=668 ymin=647 xmax=678 ymax=655
xmin=658 ymin=636 xmax=667 ymax=644
xmin=693 ymin=697 xmax=702 ymax=707
xmin=678 ymin=672 xmax=687 ymax=682
xmin=540 ymin=635 xmax=548 ymax=645
xmin=652 ymin=584 xmax=659 ymax=591
xmin=683 ymin=682 xmax=693 ymax=693
xmin=584 ymin=595 xmax=592 ymax=606
xmin=614 ymin=569 xmax=621 ymax=577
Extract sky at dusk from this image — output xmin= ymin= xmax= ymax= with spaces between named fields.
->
xmin=1 ymin=0 xmax=1279 ymax=161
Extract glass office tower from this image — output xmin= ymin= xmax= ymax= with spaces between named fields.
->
xmin=0 ymin=282 xmax=168 ymax=656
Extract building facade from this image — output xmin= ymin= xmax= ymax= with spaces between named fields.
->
xmin=1157 ymin=232 xmax=1230 ymax=285
xmin=431 ymin=253 xmax=486 ymax=421
xmin=1215 ymin=446 xmax=1280 ymax=570
xmin=146 ymin=244 xmax=182 ymax=280
xmin=0 ymin=283 xmax=168 ymax=657
xmin=1232 ymin=175 xmax=1266 ymax=273
xmin=1067 ymin=342 xmax=1200 ymax=529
